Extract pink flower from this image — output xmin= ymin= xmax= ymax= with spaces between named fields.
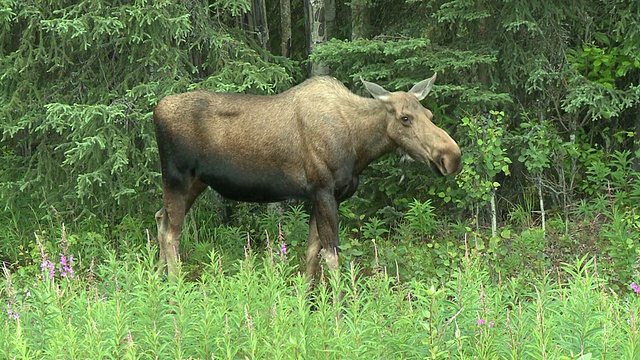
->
xmin=41 ymin=259 xmax=55 ymax=281
xmin=6 ymin=303 xmax=19 ymax=321
xmin=276 ymin=242 xmax=287 ymax=255
xmin=59 ymin=254 xmax=74 ymax=278
xmin=477 ymin=318 xmax=486 ymax=326
xmin=631 ymin=282 xmax=640 ymax=294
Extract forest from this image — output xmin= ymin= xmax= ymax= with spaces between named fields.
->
xmin=1 ymin=0 xmax=640 ymax=358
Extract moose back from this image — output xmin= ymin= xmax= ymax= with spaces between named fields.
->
xmin=153 ymin=74 xmax=461 ymax=280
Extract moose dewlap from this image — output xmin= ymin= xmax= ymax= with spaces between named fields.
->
xmin=153 ymin=74 xmax=461 ymax=280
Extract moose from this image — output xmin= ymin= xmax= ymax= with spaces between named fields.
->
xmin=153 ymin=74 xmax=461 ymax=281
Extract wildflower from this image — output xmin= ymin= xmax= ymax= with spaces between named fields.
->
xmin=8 ymin=309 xmax=19 ymax=320
xmin=631 ymin=282 xmax=640 ymax=294
xmin=276 ymin=242 xmax=287 ymax=255
xmin=41 ymin=259 xmax=55 ymax=281
xmin=477 ymin=318 xmax=494 ymax=327
xmin=59 ymin=254 xmax=74 ymax=278
xmin=275 ymin=223 xmax=287 ymax=257
xmin=6 ymin=303 xmax=19 ymax=321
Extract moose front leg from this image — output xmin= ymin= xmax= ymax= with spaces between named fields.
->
xmin=313 ymin=191 xmax=341 ymax=275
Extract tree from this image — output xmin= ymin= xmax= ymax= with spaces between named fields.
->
xmin=304 ymin=0 xmax=335 ymax=75
xmin=2 ymin=0 xmax=639 ymax=238
xmin=350 ymin=0 xmax=370 ymax=40
xmin=280 ymin=0 xmax=292 ymax=57
xmin=307 ymin=0 xmax=640 ymax=227
xmin=0 ymin=0 xmax=296 ymax=223
xmin=243 ymin=0 xmax=270 ymax=50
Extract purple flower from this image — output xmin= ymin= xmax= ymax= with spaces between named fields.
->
xmin=631 ymin=282 xmax=640 ymax=294
xmin=41 ymin=259 xmax=55 ymax=281
xmin=489 ymin=321 xmax=494 ymax=328
xmin=59 ymin=254 xmax=74 ymax=278
xmin=276 ymin=242 xmax=287 ymax=255
xmin=477 ymin=318 xmax=486 ymax=326
xmin=6 ymin=303 xmax=19 ymax=321
xmin=9 ymin=309 xmax=19 ymax=320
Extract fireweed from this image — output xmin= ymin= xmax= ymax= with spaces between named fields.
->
xmin=276 ymin=223 xmax=287 ymax=257
xmin=35 ymin=224 xmax=76 ymax=281
xmin=6 ymin=303 xmax=19 ymax=321
xmin=59 ymin=254 xmax=74 ymax=278
xmin=2 ymin=267 xmax=19 ymax=321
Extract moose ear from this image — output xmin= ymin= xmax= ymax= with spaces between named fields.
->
xmin=361 ymin=77 xmax=390 ymax=101
xmin=409 ymin=73 xmax=437 ymax=101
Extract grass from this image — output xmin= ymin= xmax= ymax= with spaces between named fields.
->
xmin=2 ymin=225 xmax=640 ymax=359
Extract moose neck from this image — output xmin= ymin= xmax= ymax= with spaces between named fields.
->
xmin=350 ymin=98 xmax=396 ymax=174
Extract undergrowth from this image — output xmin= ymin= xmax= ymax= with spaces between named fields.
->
xmin=2 ymin=224 xmax=640 ymax=359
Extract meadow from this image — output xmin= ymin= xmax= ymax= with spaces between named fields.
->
xmin=2 ymin=213 xmax=639 ymax=359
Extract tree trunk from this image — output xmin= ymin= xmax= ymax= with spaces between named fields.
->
xmin=240 ymin=0 xmax=270 ymax=50
xmin=304 ymin=0 xmax=329 ymax=76
xmin=477 ymin=13 xmax=490 ymax=89
xmin=325 ymin=0 xmax=335 ymax=42
xmin=490 ymin=185 xmax=497 ymax=238
xmin=350 ymin=0 xmax=370 ymax=40
xmin=280 ymin=0 xmax=292 ymax=57
xmin=634 ymin=103 xmax=640 ymax=172
xmin=538 ymin=174 xmax=546 ymax=234
xmin=252 ymin=0 xmax=270 ymax=50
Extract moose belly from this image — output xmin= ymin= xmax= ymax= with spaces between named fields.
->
xmin=197 ymin=162 xmax=308 ymax=203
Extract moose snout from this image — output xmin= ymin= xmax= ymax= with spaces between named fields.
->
xmin=436 ymin=147 xmax=462 ymax=176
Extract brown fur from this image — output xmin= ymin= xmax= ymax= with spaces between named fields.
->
xmin=153 ymin=75 xmax=461 ymax=281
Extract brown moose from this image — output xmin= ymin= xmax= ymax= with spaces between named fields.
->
xmin=153 ymin=74 xmax=461 ymax=281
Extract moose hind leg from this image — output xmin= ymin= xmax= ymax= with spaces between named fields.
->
xmin=157 ymin=180 xmax=207 ymax=279
xmin=155 ymin=206 xmax=168 ymax=267
xmin=305 ymin=209 xmax=322 ymax=281
xmin=160 ymin=196 xmax=187 ymax=280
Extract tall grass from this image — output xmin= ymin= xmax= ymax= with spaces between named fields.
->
xmin=2 ymin=226 xmax=639 ymax=359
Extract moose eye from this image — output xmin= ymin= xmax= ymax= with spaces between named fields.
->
xmin=400 ymin=115 xmax=412 ymax=125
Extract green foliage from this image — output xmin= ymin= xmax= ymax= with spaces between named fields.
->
xmin=456 ymin=110 xmax=512 ymax=209
xmin=404 ymin=199 xmax=438 ymax=240
xmin=0 ymin=0 xmax=298 ymax=225
xmin=361 ymin=216 xmax=389 ymax=241
xmin=562 ymin=76 xmax=640 ymax=121
xmin=562 ymin=13 xmax=640 ymax=121
xmin=3 ymin=228 xmax=640 ymax=359
xmin=581 ymin=147 xmax=640 ymax=205
xmin=517 ymin=117 xmax=555 ymax=174
xmin=312 ymin=37 xmax=510 ymax=109
xmin=601 ymin=206 xmax=640 ymax=286
xmin=568 ymin=42 xmax=638 ymax=88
